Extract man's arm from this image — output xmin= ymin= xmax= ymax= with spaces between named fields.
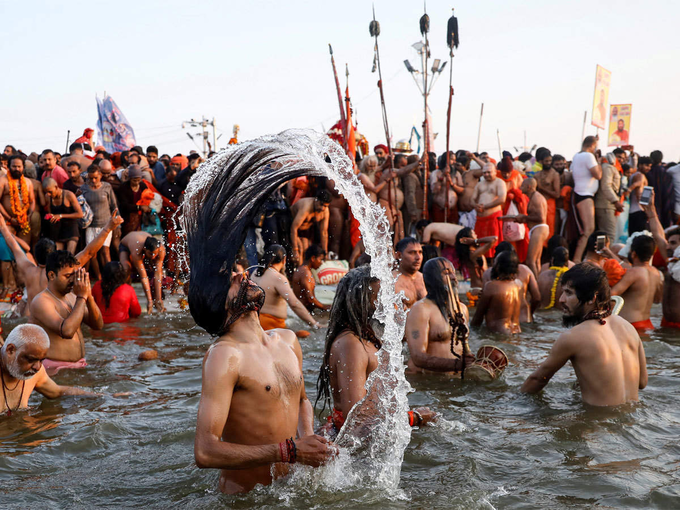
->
xmin=297 ymin=269 xmax=329 ymax=311
xmin=0 ymin=215 xmax=36 ymax=276
xmin=588 ymin=154 xmax=603 ymax=180
xmin=75 ymin=209 xmax=124 ymax=267
xmin=34 ymin=368 xmax=97 ymax=399
xmin=641 ymin=190 xmax=668 ymax=263
xmin=131 ymin=255 xmax=154 ymax=309
xmin=521 ymin=332 xmax=575 ymax=394
xmin=638 ymin=335 xmax=648 ymax=389
xmin=287 ymin=331 xmax=314 ymax=437
xmin=526 ymin=270 xmax=542 ymax=312
xmin=0 ymin=179 xmax=11 ymax=220
xmin=153 ymin=248 xmax=166 ymax=311
xmin=30 ymin=294 xmax=88 ymax=339
xmin=611 ymin=270 xmax=636 ymax=296
xmin=27 ymin=179 xmax=36 ymax=215
xmin=319 ymin=210 xmax=329 ymax=254
xmin=290 ymin=205 xmax=305 ymax=260
xmin=471 ymin=285 xmax=492 ymax=327
xmin=275 ymin=275 xmax=320 ymax=328
xmin=599 ymin=166 xmax=619 ymax=205
xmin=334 ymin=334 xmax=370 ymax=417
xmin=77 ymin=271 xmax=104 ymax=331
xmin=405 ymin=304 xmax=467 ymax=372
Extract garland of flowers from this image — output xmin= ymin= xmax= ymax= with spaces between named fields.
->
xmin=546 ymin=266 xmax=569 ymax=309
xmin=8 ymin=175 xmax=30 ymax=236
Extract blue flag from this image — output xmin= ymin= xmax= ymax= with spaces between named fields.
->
xmin=96 ymin=94 xmax=136 ymax=152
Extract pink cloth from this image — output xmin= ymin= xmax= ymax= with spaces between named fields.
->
xmin=43 ymin=357 xmax=87 ymax=376
xmin=41 ymin=165 xmax=69 ymax=188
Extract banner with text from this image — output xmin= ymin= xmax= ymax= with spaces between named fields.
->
xmin=96 ymin=94 xmax=136 ymax=153
xmin=591 ymin=65 xmax=611 ymax=130
xmin=608 ymin=104 xmax=632 ymax=147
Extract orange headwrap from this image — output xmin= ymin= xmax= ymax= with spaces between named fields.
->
xmin=136 ymin=189 xmax=156 ymax=207
xmin=171 ymin=155 xmax=188 ymax=169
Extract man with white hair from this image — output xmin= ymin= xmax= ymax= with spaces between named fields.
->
xmin=1 ymin=324 xmax=94 ymax=416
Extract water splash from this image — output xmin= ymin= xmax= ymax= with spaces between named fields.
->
xmin=180 ymin=129 xmax=412 ymax=492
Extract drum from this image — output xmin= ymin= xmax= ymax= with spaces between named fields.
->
xmin=464 ymin=345 xmax=509 ymax=382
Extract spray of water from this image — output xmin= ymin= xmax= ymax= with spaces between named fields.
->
xmin=180 ymin=129 xmax=412 ymax=492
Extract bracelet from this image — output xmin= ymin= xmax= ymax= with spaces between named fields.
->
xmin=278 ymin=437 xmax=296 ymax=463
xmin=279 ymin=441 xmax=289 ymax=463
xmin=413 ymin=410 xmax=423 ymax=427
xmin=59 ymin=320 xmax=65 ymax=338
xmin=408 ymin=411 xmax=415 ymax=427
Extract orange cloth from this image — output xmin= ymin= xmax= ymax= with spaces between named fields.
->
xmin=661 ymin=318 xmax=680 ymax=329
xmin=561 ymin=186 xmax=572 ymax=212
xmin=501 ymin=186 xmax=529 ymax=262
xmin=348 ymin=208 xmax=361 ymax=247
xmin=546 ymin=197 xmax=556 ymax=242
xmin=631 ymin=319 xmax=654 ymax=332
xmin=136 ymin=188 xmax=156 ymax=207
xmin=171 ymin=155 xmax=188 ymax=169
xmin=259 ymin=312 xmax=286 ymax=330
xmin=474 ymin=210 xmax=502 ymax=258
xmin=602 ymin=258 xmax=626 ymax=287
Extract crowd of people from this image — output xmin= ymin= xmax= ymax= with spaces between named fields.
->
xmin=3 ymin=131 xmax=677 ymax=495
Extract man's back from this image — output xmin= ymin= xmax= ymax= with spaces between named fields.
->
xmin=474 ymin=279 xmax=521 ymax=334
xmin=569 ymin=315 xmax=645 ymax=406
xmin=615 ymin=265 xmax=662 ymax=324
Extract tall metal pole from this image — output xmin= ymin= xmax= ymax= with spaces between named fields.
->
xmin=581 ymin=110 xmax=587 ymax=145
xmin=476 ymin=103 xmax=484 ymax=153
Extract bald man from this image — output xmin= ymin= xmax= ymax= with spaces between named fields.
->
xmin=0 ymin=324 xmax=95 ymax=416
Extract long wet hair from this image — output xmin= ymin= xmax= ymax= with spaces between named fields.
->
xmin=455 ymin=227 xmax=474 ymax=265
xmin=315 ymin=265 xmax=380 ymax=416
xmin=491 ymin=250 xmax=519 ymax=281
xmin=182 ymin=131 xmax=333 ymax=336
xmin=255 ymin=244 xmax=286 ymax=277
xmin=561 ymin=263 xmax=612 ymax=322
xmin=101 ymin=262 xmax=128 ymax=308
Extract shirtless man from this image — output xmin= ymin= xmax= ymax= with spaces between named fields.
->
xmin=472 ymin=163 xmax=507 ymax=258
xmin=471 ymin=250 xmax=522 ymax=334
xmin=406 ymin=258 xmax=475 ymax=375
xmin=392 ymin=237 xmax=426 ymax=309
xmin=251 ymin=244 xmax=321 ymax=330
xmin=627 ymin=156 xmax=652 ymax=235
xmin=291 ymin=244 xmax=330 ymax=312
xmin=457 ymin=153 xmax=485 ymax=228
xmin=500 ymin=178 xmax=549 ymax=277
xmin=376 ymin=155 xmax=422 ymax=242
xmin=611 ymin=233 xmax=662 ymax=332
xmin=535 ymin=153 xmax=561 ymax=238
xmin=290 ymin=190 xmax=331 ymax=264
xmin=30 ymin=252 xmax=104 ymax=375
xmin=0 ymin=324 xmax=96 ymax=416
xmin=537 ymin=247 xmax=569 ymax=309
xmin=0 ymin=156 xmax=35 ymax=244
xmin=0 ymin=211 xmax=123 ymax=308
xmin=119 ymin=231 xmax=166 ymax=314
xmin=430 ymin=159 xmax=464 ymax=222
xmin=315 ymin=266 xmax=435 ymax=437
xmin=482 ymin=242 xmax=540 ymax=323
xmin=194 ymin=267 xmax=334 ymax=494
xmin=522 ymin=263 xmax=647 ymax=406
xmin=421 ymin=221 xmax=463 ymax=247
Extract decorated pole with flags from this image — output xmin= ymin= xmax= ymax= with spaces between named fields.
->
xmin=329 ymin=44 xmax=348 ymax=154
xmin=370 ymin=6 xmax=395 ymax=223
xmin=420 ymin=8 xmax=431 ymax=220
xmin=444 ymin=9 xmax=459 ymax=223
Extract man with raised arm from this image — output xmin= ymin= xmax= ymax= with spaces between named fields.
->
xmin=290 ymin=189 xmax=331 ymax=264
xmin=119 ymin=231 xmax=165 ymax=314
xmin=30 ymin=252 xmax=104 ymax=375
xmin=522 ymin=264 xmax=647 ymax=406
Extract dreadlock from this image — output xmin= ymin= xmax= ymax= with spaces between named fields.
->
xmin=315 ymin=266 xmax=380 ymax=416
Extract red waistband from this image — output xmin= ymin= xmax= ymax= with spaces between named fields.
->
xmin=631 ymin=319 xmax=654 ymax=331
xmin=661 ymin=318 xmax=680 ymax=329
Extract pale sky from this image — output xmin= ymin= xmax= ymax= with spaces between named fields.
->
xmin=2 ymin=0 xmax=679 ymax=161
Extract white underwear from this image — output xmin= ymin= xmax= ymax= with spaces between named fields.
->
xmin=528 ymin=223 xmax=549 ymax=240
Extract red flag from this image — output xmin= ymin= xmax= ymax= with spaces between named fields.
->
xmin=345 ymin=85 xmax=356 ymax=161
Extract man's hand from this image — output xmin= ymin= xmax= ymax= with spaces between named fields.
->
xmin=154 ymin=299 xmax=165 ymax=313
xmin=459 ymin=237 xmax=478 ymax=246
xmin=147 ymin=301 xmax=154 ymax=315
xmin=0 ymin=215 xmax=6 ymax=228
xmin=475 ymin=203 xmax=485 ymax=214
xmin=614 ymin=202 xmax=625 ymax=213
xmin=73 ymin=268 xmax=91 ymax=300
xmin=414 ymin=407 xmax=437 ymax=426
xmin=294 ymin=434 xmax=337 ymax=467
xmin=107 ymin=208 xmax=124 ymax=229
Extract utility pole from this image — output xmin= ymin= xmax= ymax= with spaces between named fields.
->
xmin=182 ymin=117 xmax=217 ymax=157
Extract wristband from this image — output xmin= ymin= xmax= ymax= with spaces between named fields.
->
xmin=76 ymin=296 xmax=86 ymax=301
xmin=408 ymin=411 xmax=415 ymax=427
xmin=278 ymin=437 xmax=296 ymax=464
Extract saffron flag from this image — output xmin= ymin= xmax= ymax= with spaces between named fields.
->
xmin=96 ymin=94 xmax=136 ymax=152
xmin=345 ymin=85 xmax=356 ymax=162
xmin=608 ymin=104 xmax=632 ymax=147
xmin=591 ymin=65 xmax=611 ymax=130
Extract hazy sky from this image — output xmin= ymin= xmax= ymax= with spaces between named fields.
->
xmin=2 ymin=0 xmax=678 ymax=160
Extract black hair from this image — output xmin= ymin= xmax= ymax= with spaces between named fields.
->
xmin=638 ymin=156 xmax=652 ymax=166
xmin=622 ymin=163 xmax=630 ymax=173
xmin=188 ymin=153 xmax=201 ymax=162
xmin=67 ymin=161 xmax=81 ymax=169
xmin=355 ymin=253 xmax=371 ymax=267
xmin=120 ymin=150 xmax=130 ymax=167
xmin=45 ymin=250 xmax=79 ymax=277
xmin=631 ymin=235 xmax=655 ymax=263
xmin=394 ymin=154 xmax=407 ymax=167
xmin=535 ymin=147 xmax=551 ymax=161
xmin=406 ymin=154 xmax=419 ymax=165
xmin=423 ymin=257 xmax=455 ymax=319
xmin=131 ymin=146 xmax=144 ymax=155
xmin=101 ymin=262 xmax=128 ymax=308
xmin=315 ymin=266 xmax=380 ymax=415
xmin=4 ymin=145 xmax=16 ymax=154
xmin=87 ymin=164 xmax=101 ymax=173
xmin=257 ymin=244 xmax=286 ymax=276
xmin=35 ymin=238 xmax=57 ymax=265
xmin=304 ymin=244 xmax=325 ymax=261
xmin=421 ymin=244 xmax=441 ymax=267
xmin=146 ymin=146 xmax=159 ymax=155
xmin=437 ymin=151 xmax=454 ymax=170
xmin=8 ymin=155 xmax=24 ymax=168
xmin=650 ymin=150 xmax=663 ymax=165
xmin=455 ymin=227 xmax=474 ymax=264
xmin=316 ymin=188 xmax=332 ymax=204
xmin=586 ymin=231 xmax=608 ymax=253
xmin=69 ymin=142 xmax=83 ymax=152
xmin=518 ymin=152 xmax=533 ymax=163
xmin=612 ymin=148 xmax=625 ymax=156
xmin=561 ymin=263 xmax=611 ymax=312
xmin=41 ymin=149 xmax=55 ymax=157
xmin=491 ymin=250 xmax=519 ymax=281
xmin=582 ymin=136 xmax=597 ymax=149
xmin=395 ymin=236 xmax=419 ymax=254
xmin=415 ymin=219 xmax=431 ymax=232
xmin=495 ymin=241 xmax=515 ymax=255
xmin=428 ymin=152 xmax=437 ymax=171
xmin=551 ymin=246 xmax=569 ymax=267
xmin=143 ymin=236 xmax=160 ymax=252
xmin=552 ymin=154 xmax=566 ymax=163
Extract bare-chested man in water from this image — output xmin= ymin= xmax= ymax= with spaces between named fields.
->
xmin=30 ymin=251 xmax=104 ymax=375
xmin=457 ymin=153 xmax=485 ymax=229
xmin=472 ymin=163 xmax=507 ymax=258
xmin=522 ymin=264 xmax=647 ymax=406
xmin=119 ymin=231 xmax=166 ymax=314
xmin=290 ymin=189 xmax=331 ymax=264
xmin=194 ymin=267 xmax=334 ymax=494
xmin=406 ymin=258 xmax=475 ymax=375
xmin=393 ymin=237 xmax=426 ymax=310
xmin=500 ymin=178 xmax=549 ymax=277
xmin=471 ymin=250 xmax=522 ymax=334
xmin=482 ymin=242 xmax=540 ymax=323
xmin=611 ymin=233 xmax=662 ymax=332
xmin=251 ymin=244 xmax=321 ymax=330
xmin=292 ymin=244 xmax=330 ymax=313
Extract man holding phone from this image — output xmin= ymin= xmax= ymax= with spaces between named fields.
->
xmin=627 ymin=156 xmax=653 ymax=235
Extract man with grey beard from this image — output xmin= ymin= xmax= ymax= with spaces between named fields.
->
xmin=0 ymin=324 xmax=95 ymax=417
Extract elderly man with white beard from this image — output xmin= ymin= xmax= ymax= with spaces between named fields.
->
xmin=0 ymin=324 xmax=95 ymax=416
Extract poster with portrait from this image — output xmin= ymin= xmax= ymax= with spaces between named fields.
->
xmin=608 ymin=104 xmax=632 ymax=146
xmin=591 ymin=65 xmax=611 ymax=130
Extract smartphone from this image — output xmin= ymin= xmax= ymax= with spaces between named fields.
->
xmin=596 ymin=235 xmax=606 ymax=252
xmin=640 ymin=186 xmax=653 ymax=206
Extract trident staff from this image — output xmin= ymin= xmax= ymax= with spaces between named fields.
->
xmin=444 ymin=9 xmax=459 ymax=223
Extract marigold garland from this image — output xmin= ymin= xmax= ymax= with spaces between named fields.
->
xmin=547 ymin=266 xmax=569 ymax=309
xmin=8 ymin=175 xmax=31 ymax=236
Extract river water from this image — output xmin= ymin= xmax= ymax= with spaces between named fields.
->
xmin=1 ymin=294 xmax=678 ymax=509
